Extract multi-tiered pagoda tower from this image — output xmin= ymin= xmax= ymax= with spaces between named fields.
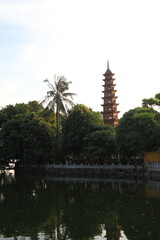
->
xmin=102 ymin=62 xmax=119 ymax=127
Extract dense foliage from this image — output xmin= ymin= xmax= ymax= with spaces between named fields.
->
xmin=1 ymin=115 xmax=54 ymax=164
xmin=82 ymin=126 xmax=116 ymax=163
xmin=0 ymin=102 xmax=56 ymax=165
xmin=62 ymin=104 xmax=105 ymax=158
xmin=142 ymin=92 xmax=160 ymax=109
xmin=116 ymin=107 xmax=160 ymax=160
xmin=0 ymin=92 xmax=160 ymax=166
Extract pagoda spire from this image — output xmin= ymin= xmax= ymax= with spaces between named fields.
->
xmin=107 ymin=60 xmax=110 ymax=70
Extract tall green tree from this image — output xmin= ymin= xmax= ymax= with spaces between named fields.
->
xmin=0 ymin=101 xmax=44 ymax=127
xmin=116 ymin=107 xmax=160 ymax=162
xmin=1 ymin=114 xmax=55 ymax=165
xmin=0 ymin=101 xmax=57 ymax=165
xmin=142 ymin=92 xmax=160 ymax=109
xmin=62 ymin=104 xmax=104 ymax=158
xmin=82 ymin=126 xmax=116 ymax=164
xmin=42 ymin=75 xmax=76 ymax=153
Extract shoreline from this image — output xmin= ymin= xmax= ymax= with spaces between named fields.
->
xmin=15 ymin=163 xmax=160 ymax=181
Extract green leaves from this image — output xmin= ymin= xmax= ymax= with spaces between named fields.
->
xmin=82 ymin=129 xmax=116 ymax=163
xmin=0 ymin=102 xmax=56 ymax=165
xmin=142 ymin=92 xmax=160 ymax=109
xmin=62 ymin=104 xmax=105 ymax=158
xmin=1 ymin=115 xmax=55 ymax=164
xmin=116 ymin=107 xmax=160 ymax=159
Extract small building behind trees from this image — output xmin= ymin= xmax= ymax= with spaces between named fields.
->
xmin=144 ymin=152 xmax=160 ymax=171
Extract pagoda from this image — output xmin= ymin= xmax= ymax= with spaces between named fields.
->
xmin=102 ymin=61 xmax=119 ymax=127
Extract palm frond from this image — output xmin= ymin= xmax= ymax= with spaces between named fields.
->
xmin=40 ymin=94 xmax=51 ymax=105
xmin=47 ymin=100 xmax=55 ymax=111
xmin=47 ymin=90 xmax=55 ymax=97
xmin=42 ymin=74 xmax=76 ymax=115
xmin=63 ymin=92 xmax=77 ymax=100
xmin=44 ymin=78 xmax=55 ymax=91
xmin=62 ymin=97 xmax=75 ymax=107
xmin=59 ymin=83 xmax=70 ymax=93
xmin=56 ymin=76 xmax=70 ymax=93
xmin=40 ymin=98 xmax=47 ymax=105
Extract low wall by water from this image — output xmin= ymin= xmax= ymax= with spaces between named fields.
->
xmin=16 ymin=163 xmax=145 ymax=177
xmin=14 ymin=163 xmax=160 ymax=181
xmin=45 ymin=163 xmax=142 ymax=170
xmin=17 ymin=163 xmax=143 ymax=170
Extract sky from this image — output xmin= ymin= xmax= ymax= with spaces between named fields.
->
xmin=0 ymin=0 xmax=160 ymax=117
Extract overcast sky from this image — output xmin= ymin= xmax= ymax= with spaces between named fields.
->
xmin=0 ymin=0 xmax=160 ymax=117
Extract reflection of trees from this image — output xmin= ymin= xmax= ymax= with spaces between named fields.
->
xmin=1 ymin=174 xmax=160 ymax=240
xmin=60 ymin=182 xmax=123 ymax=240
xmin=0 ymin=174 xmax=56 ymax=239
xmin=119 ymin=185 xmax=160 ymax=240
xmin=0 ymin=175 xmax=123 ymax=240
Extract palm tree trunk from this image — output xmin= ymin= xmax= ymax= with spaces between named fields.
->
xmin=56 ymin=104 xmax=59 ymax=156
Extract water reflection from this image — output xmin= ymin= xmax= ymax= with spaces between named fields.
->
xmin=0 ymin=172 xmax=160 ymax=240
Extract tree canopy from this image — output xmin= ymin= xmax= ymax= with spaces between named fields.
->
xmin=142 ymin=92 xmax=160 ymax=110
xmin=116 ymin=107 xmax=160 ymax=160
xmin=82 ymin=126 xmax=116 ymax=164
xmin=0 ymin=101 xmax=56 ymax=165
xmin=1 ymin=114 xmax=55 ymax=165
xmin=62 ymin=104 xmax=104 ymax=158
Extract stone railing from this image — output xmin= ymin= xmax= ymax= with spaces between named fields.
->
xmin=27 ymin=163 xmax=143 ymax=170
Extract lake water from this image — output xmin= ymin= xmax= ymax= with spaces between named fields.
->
xmin=0 ymin=171 xmax=160 ymax=240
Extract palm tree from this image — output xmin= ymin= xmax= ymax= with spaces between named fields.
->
xmin=42 ymin=75 xmax=76 ymax=153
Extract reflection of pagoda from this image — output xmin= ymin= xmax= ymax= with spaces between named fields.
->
xmin=105 ymin=216 xmax=122 ymax=240
xmin=105 ymin=222 xmax=121 ymax=240
xmin=102 ymin=61 xmax=119 ymax=127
